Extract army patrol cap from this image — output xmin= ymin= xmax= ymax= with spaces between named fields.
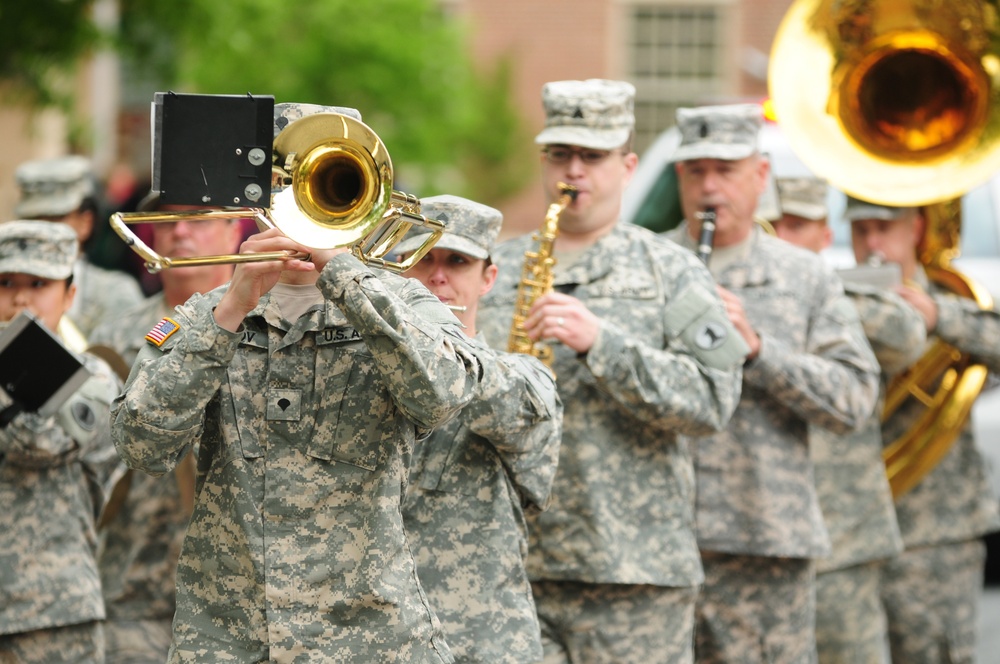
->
xmin=395 ymin=195 xmax=502 ymax=261
xmin=842 ymin=195 xmax=914 ymax=223
xmin=273 ymin=102 xmax=363 ymax=138
xmin=672 ymin=104 xmax=763 ymax=162
xmin=0 ymin=220 xmax=78 ymax=280
xmin=535 ymin=79 xmax=636 ymax=150
xmin=14 ymin=155 xmax=95 ymax=218
xmin=777 ymin=177 xmax=828 ymax=221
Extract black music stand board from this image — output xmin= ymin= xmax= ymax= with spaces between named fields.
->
xmin=0 ymin=312 xmax=90 ymax=427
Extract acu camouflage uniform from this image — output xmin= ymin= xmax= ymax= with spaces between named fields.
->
xmin=91 ymin=294 xmax=190 ymax=663
xmin=15 ymin=156 xmax=144 ymax=339
xmin=111 ymin=251 xmax=487 ymax=663
xmin=811 ymin=282 xmax=922 ymax=664
xmin=477 ymin=221 xmax=746 ymax=661
xmin=667 ymin=223 xmax=880 ymax=664
xmin=879 ymin=266 xmax=1000 ymax=664
xmin=403 ymin=337 xmax=561 ymax=664
xmin=397 ymin=194 xmax=562 ymax=663
xmin=0 ymin=221 xmax=122 ymax=663
xmin=774 ymin=177 xmax=915 ymax=663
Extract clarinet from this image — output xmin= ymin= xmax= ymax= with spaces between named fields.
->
xmin=695 ymin=207 xmax=717 ymax=264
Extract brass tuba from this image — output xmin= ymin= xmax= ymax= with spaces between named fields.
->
xmin=769 ymin=0 xmax=998 ymax=498
xmin=112 ymin=112 xmax=442 ymax=274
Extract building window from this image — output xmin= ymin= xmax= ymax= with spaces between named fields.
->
xmin=627 ymin=3 xmax=728 ymax=153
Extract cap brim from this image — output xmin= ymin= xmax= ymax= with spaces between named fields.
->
xmin=14 ymin=193 xmax=81 ymax=219
xmin=781 ymin=202 xmax=827 ymax=221
xmin=535 ymin=126 xmax=631 ymax=151
xmin=843 ymin=205 xmax=901 ymax=222
xmin=0 ymin=259 xmax=72 ymax=280
xmin=672 ymin=142 xmax=757 ymax=163
xmin=395 ymin=232 xmax=489 ymax=260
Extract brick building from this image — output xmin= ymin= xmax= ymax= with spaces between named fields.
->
xmin=0 ymin=1 xmax=796 ymax=239
xmin=450 ymin=0 xmax=795 ymax=239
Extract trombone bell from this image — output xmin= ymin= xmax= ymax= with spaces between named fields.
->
xmin=111 ymin=112 xmax=442 ymax=274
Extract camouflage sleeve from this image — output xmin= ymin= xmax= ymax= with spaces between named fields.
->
xmin=317 ymin=253 xmax=482 ymax=430
xmin=111 ymin=293 xmax=241 ymax=477
xmin=0 ymin=353 xmax=119 ymax=470
xmin=932 ymin=293 xmax=1000 ymax=372
xmin=584 ymin=265 xmax=745 ymax=437
xmin=461 ymin=348 xmax=562 ymax=511
xmin=745 ymin=279 xmax=880 ymax=435
xmin=846 ymin=284 xmax=927 ymax=375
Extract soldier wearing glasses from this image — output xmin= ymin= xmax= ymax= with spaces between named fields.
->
xmin=477 ymin=79 xmax=746 ymax=663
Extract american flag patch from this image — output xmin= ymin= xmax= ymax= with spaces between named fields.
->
xmin=145 ymin=317 xmax=180 ymax=347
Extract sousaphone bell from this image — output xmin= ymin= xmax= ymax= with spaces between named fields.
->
xmin=769 ymin=0 xmax=999 ymax=498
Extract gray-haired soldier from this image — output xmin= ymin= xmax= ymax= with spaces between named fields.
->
xmin=667 ymin=105 xmax=881 ymax=663
xmin=846 ymin=196 xmax=1000 ymax=664
xmin=399 ymin=195 xmax=562 ymax=663
xmin=111 ymin=103 xmax=491 ymax=662
xmin=477 ymin=79 xmax=746 ymax=663
xmin=91 ymin=192 xmax=244 ymax=664
xmin=14 ymin=155 xmax=143 ymax=338
xmin=0 ymin=220 xmax=121 ymax=663
xmin=772 ymin=177 xmax=924 ymax=663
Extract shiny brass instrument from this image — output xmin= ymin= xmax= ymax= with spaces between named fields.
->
xmin=507 ymin=182 xmax=578 ymax=365
xmin=882 ymin=202 xmax=993 ymax=497
xmin=112 ymin=113 xmax=442 ymax=274
xmin=769 ymin=0 xmax=999 ymax=498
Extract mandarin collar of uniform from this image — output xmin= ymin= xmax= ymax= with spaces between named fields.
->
xmin=241 ymin=290 xmax=350 ymax=329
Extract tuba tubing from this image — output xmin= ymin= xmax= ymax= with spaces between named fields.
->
xmin=769 ymin=0 xmax=998 ymax=498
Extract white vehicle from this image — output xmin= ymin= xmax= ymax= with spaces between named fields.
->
xmin=623 ymin=117 xmax=1000 ymax=583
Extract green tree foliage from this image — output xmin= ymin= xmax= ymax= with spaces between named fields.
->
xmin=117 ymin=0 xmax=530 ymax=202
xmin=0 ymin=0 xmax=100 ymax=108
xmin=1 ymin=0 xmax=530 ymax=203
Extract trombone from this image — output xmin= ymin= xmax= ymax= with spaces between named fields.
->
xmin=112 ymin=112 xmax=442 ymax=274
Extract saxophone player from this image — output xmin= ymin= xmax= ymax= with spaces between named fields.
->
xmin=477 ymin=79 xmax=747 ymax=664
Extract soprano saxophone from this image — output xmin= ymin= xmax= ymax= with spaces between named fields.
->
xmin=507 ymin=182 xmax=578 ymax=366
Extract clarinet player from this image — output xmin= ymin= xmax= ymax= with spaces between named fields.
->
xmin=476 ymin=78 xmax=747 ymax=664
xmin=666 ymin=103 xmax=881 ymax=663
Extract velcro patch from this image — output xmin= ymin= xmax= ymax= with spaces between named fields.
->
xmin=145 ymin=317 xmax=180 ymax=347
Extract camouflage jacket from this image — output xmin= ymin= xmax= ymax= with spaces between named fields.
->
xmin=67 ymin=257 xmax=144 ymax=339
xmin=0 ymin=350 xmax=120 ymax=635
xmin=668 ymin=224 xmax=880 ymax=558
xmin=884 ymin=267 xmax=1000 ymax=548
xmin=403 ymin=336 xmax=562 ymax=663
xmin=111 ymin=254 xmax=487 ymax=662
xmin=92 ymin=294 xmax=188 ymax=621
xmin=478 ymin=222 xmax=745 ymax=587
xmin=812 ymin=284 xmax=923 ymax=572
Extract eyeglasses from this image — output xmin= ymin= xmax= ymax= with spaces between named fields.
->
xmin=542 ymin=146 xmax=618 ymax=165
